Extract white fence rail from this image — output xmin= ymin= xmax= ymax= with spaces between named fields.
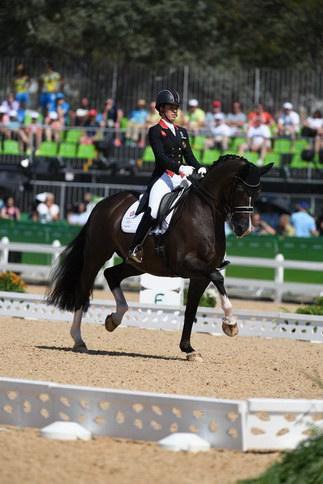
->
xmin=0 ymin=238 xmax=322 ymax=301
xmin=226 ymin=254 xmax=323 ymax=302
xmin=0 ymin=292 xmax=322 ymax=343
xmin=0 ymin=377 xmax=322 ymax=451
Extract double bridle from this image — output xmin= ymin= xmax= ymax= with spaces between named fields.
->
xmin=192 ymin=174 xmax=260 ymax=221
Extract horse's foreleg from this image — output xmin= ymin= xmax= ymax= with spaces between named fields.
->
xmin=180 ymin=278 xmax=209 ymax=361
xmin=70 ymin=307 xmax=88 ymax=352
xmin=210 ymin=270 xmax=238 ymax=337
xmin=104 ymin=263 xmax=143 ymax=332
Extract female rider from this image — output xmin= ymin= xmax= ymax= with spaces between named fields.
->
xmin=127 ymin=89 xmax=207 ymax=263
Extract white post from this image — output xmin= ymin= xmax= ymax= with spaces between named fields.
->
xmin=274 ymin=253 xmax=285 ymax=302
xmin=0 ymin=237 xmax=9 ymax=268
xmin=52 ymin=240 xmax=61 ymax=262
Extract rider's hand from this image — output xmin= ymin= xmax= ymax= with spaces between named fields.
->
xmin=179 ymin=165 xmax=195 ymax=177
xmin=198 ymin=167 xmax=207 ymax=176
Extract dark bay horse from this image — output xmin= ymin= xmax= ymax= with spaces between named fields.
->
xmin=46 ymin=155 xmax=273 ymax=360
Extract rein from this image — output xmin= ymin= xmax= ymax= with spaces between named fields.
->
xmin=192 ymin=172 xmax=260 ymax=221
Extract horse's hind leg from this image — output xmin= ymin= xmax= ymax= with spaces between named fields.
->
xmin=210 ymin=269 xmax=238 ymax=337
xmin=70 ymin=308 xmax=88 ymax=352
xmin=104 ymin=262 xmax=143 ymax=332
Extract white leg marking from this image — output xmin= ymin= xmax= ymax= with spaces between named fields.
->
xmin=219 ymin=294 xmax=237 ymax=326
xmin=70 ymin=308 xmax=84 ymax=346
xmin=111 ymin=287 xmax=128 ymax=325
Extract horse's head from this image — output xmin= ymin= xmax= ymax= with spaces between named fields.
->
xmin=227 ymin=159 xmax=273 ymax=237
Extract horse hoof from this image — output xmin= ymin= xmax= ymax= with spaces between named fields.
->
xmin=105 ymin=314 xmax=119 ymax=332
xmin=222 ymin=323 xmax=239 ymax=337
xmin=73 ymin=343 xmax=88 ymax=353
xmin=186 ymin=352 xmax=204 ymax=362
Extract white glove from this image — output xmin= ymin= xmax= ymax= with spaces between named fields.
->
xmin=179 ymin=165 xmax=195 ymax=177
xmin=198 ymin=167 xmax=207 ymax=176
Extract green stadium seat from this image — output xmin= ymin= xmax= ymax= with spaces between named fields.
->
xmin=264 ymin=152 xmax=281 ymax=165
xmin=230 ymin=137 xmax=247 ymax=152
xmin=244 ymin=151 xmax=259 ymax=164
xmin=120 ymin=117 xmax=129 ymax=129
xmin=77 ymin=143 xmax=97 ymax=159
xmin=37 ymin=141 xmax=58 ymax=157
xmin=192 ymin=135 xmax=206 ymax=150
xmin=65 ymin=129 xmax=82 ymax=144
xmin=293 ymin=138 xmax=309 ymax=155
xmin=58 ymin=142 xmax=77 ymax=158
xmin=201 ymin=149 xmax=221 ymax=165
xmin=3 ymin=140 xmax=21 ymax=155
xmin=273 ymin=138 xmax=292 ymax=153
xmin=142 ymin=146 xmax=155 ymax=163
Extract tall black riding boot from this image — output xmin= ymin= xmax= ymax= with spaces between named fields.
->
xmin=127 ymin=209 xmax=156 ymax=263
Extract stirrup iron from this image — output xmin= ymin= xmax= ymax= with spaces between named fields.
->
xmin=127 ymin=245 xmax=144 ymax=263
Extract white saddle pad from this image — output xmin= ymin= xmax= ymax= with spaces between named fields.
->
xmin=121 ymin=200 xmax=172 ymax=234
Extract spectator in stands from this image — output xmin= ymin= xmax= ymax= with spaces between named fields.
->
xmin=275 ymin=213 xmax=295 ymax=237
xmin=36 ymin=192 xmax=60 ymax=223
xmin=38 ymin=62 xmax=63 ymax=116
xmin=248 ymin=104 xmax=274 ymax=128
xmin=125 ymin=99 xmax=148 ymax=147
xmin=1 ymin=91 xmax=20 ymax=114
xmin=12 ymin=64 xmax=30 ymax=107
xmin=184 ymin=99 xmax=206 ymax=136
xmin=301 ymin=110 xmax=323 ymax=138
xmin=146 ymin=101 xmax=160 ymax=130
xmin=0 ymin=106 xmax=9 ymax=143
xmin=316 ymin=211 xmax=323 ymax=236
xmin=44 ymin=111 xmax=62 ymax=144
xmin=277 ymin=102 xmax=300 ymax=140
xmin=99 ymin=98 xmax=123 ymax=146
xmin=0 ymin=196 xmax=20 ymax=221
xmin=205 ymin=100 xmax=224 ymax=127
xmin=226 ymin=101 xmax=247 ymax=137
xmin=6 ymin=109 xmax=29 ymax=151
xmin=315 ymin=126 xmax=323 ymax=162
xmin=24 ymin=111 xmax=43 ymax=152
xmin=74 ymin=108 xmax=90 ymax=127
xmin=204 ymin=113 xmax=230 ymax=151
xmin=238 ymin=115 xmax=272 ymax=165
xmin=251 ymin=212 xmax=276 ymax=235
xmin=55 ymin=93 xmax=71 ymax=126
xmin=67 ymin=202 xmax=89 ymax=225
xmin=80 ymin=109 xmax=102 ymax=144
xmin=290 ymin=202 xmax=318 ymax=237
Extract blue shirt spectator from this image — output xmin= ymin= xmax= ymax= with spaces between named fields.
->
xmin=290 ymin=202 xmax=318 ymax=237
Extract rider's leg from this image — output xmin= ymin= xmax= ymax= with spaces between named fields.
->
xmin=127 ymin=207 xmax=156 ymax=263
xmin=127 ymin=173 xmax=173 ymax=263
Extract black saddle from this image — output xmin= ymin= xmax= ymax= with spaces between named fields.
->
xmin=155 ymin=186 xmax=189 ymax=226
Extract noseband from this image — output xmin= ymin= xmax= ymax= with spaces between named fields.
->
xmin=226 ymin=176 xmax=260 ymax=219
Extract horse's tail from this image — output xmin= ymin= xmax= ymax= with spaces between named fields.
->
xmin=46 ymin=224 xmax=88 ymax=311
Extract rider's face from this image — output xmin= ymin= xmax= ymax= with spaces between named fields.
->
xmin=162 ymin=104 xmax=178 ymax=122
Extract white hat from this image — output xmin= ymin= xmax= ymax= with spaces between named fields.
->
xmin=76 ymin=108 xmax=88 ymax=117
xmin=283 ymin=102 xmax=293 ymax=110
xmin=214 ymin=113 xmax=224 ymax=120
xmin=49 ymin=111 xmax=58 ymax=120
xmin=9 ymin=109 xmax=17 ymax=117
xmin=0 ymin=106 xmax=7 ymax=113
xmin=188 ymin=99 xmax=198 ymax=107
xmin=31 ymin=111 xmax=39 ymax=118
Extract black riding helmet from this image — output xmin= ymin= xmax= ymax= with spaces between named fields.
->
xmin=156 ymin=90 xmax=181 ymax=111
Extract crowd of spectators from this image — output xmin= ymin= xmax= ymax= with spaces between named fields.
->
xmin=0 ymin=62 xmax=322 ymax=167
xmin=0 ymin=62 xmax=323 ymax=234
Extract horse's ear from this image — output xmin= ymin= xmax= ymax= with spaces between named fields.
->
xmin=259 ymin=163 xmax=274 ymax=176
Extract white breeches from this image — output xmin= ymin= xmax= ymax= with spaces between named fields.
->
xmin=148 ymin=172 xmax=190 ymax=219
